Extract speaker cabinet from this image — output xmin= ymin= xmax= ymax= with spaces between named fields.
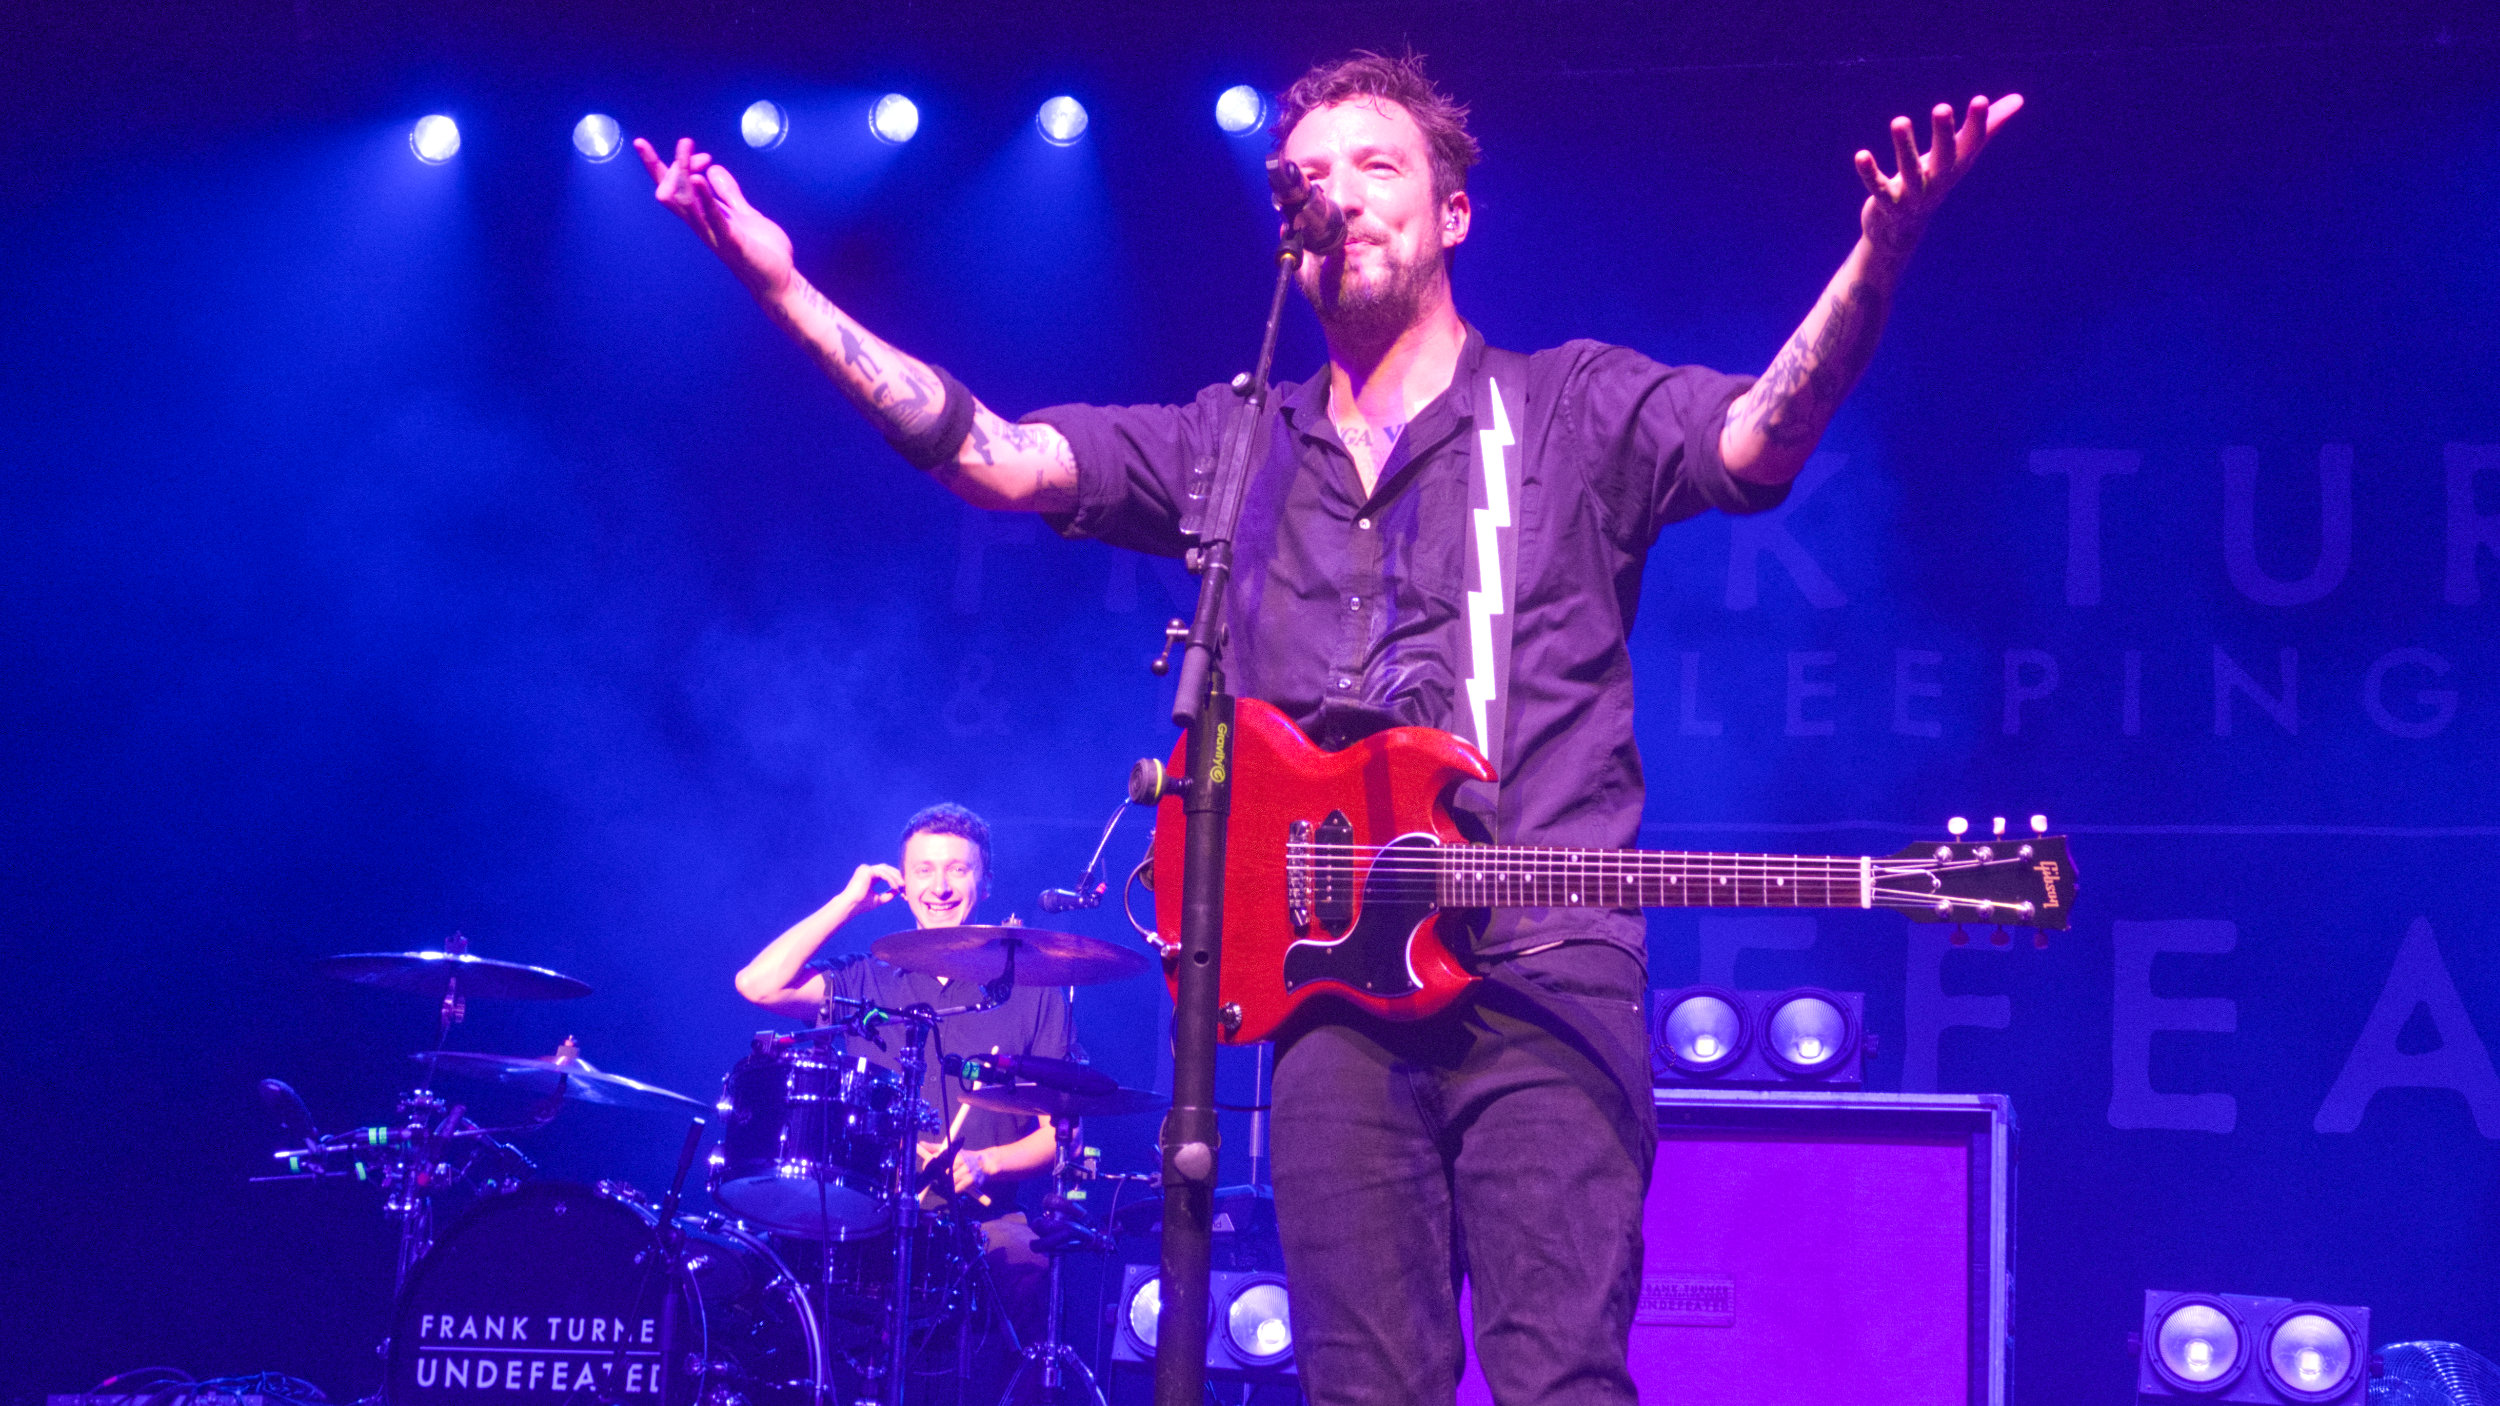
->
xmin=1458 ymin=1089 xmax=2012 ymax=1406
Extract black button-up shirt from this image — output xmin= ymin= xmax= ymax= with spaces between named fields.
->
xmin=1030 ymin=329 xmax=1782 ymax=959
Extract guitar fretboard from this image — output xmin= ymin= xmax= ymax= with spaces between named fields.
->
xmin=1430 ymin=845 xmax=1871 ymax=910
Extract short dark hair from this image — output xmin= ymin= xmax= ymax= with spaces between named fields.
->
xmin=1272 ymin=50 xmax=1481 ymax=206
xmin=900 ymin=803 xmax=993 ymax=874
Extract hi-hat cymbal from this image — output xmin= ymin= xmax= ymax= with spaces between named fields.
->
xmin=318 ymin=950 xmax=591 ymax=1002
xmin=870 ymin=925 xmax=1152 ymax=987
xmin=959 ymin=1082 xmax=1166 ymax=1120
xmin=415 ymin=1049 xmax=703 ymax=1112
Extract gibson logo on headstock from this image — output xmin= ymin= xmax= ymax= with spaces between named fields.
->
xmin=2035 ymin=860 xmax=2064 ymax=907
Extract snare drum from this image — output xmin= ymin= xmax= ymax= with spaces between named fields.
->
xmin=385 ymin=1181 xmax=821 ymax=1406
xmin=711 ymin=1037 xmax=920 ymax=1238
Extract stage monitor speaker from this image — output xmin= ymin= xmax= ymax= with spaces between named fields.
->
xmin=1458 ymin=1088 xmax=2012 ymax=1406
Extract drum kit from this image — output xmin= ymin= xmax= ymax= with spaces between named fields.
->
xmin=260 ymin=929 xmax=1167 ymax=1406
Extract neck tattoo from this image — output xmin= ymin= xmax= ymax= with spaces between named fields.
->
xmin=1340 ymin=420 xmax=1407 ymax=452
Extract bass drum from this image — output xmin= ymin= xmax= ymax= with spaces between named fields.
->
xmin=386 ymin=1182 xmax=822 ymax=1406
xmin=776 ymin=1213 xmax=989 ymax=1351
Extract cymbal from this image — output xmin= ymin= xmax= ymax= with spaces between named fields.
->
xmin=870 ymin=925 xmax=1152 ymax=987
xmin=959 ymin=1082 xmax=1166 ymax=1120
xmin=415 ymin=1049 xmax=704 ymax=1112
xmin=319 ymin=950 xmax=591 ymax=1002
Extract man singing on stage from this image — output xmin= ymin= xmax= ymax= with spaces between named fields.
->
xmin=650 ymin=52 xmax=2017 ymax=1406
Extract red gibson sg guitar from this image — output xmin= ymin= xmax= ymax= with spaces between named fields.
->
xmin=1151 ymin=698 xmax=2078 ymax=1045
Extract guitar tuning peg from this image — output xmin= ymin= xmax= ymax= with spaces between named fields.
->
xmin=2032 ymin=929 xmax=2049 ymax=950
xmin=1989 ymin=926 xmax=2011 ymax=947
xmin=1947 ymin=816 xmax=1970 ymax=838
xmin=1949 ymin=925 xmax=1970 ymax=946
xmin=2030 ymin=813 xmax=2048 ymax=835
xmin=1991 ymin=816 xmax=2007 ymax=838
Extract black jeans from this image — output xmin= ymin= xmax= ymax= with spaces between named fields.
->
xmin=1271 ymin=941 xmax=1657 ymax=1406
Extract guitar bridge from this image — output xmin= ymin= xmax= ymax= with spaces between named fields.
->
xmin=1287 ymin=819 xmax=1314 ymax=932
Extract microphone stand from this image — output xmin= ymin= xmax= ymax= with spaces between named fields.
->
xmin=1152 ymin=227 xmax=1309 ymax=1406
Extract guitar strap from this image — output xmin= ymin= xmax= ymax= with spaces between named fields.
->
xmin=1461 ymin=348 xmax=1532 ymax=835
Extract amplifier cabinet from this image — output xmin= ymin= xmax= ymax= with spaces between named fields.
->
xmin=1458 ymin=1089 xmax=2012 ymax=1406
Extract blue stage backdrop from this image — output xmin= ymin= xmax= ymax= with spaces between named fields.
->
xmin=3 ymin=3 xmax=2496 ymax=1400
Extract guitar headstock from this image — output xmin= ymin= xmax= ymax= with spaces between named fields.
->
xmin=1874 ymin=815 xmax=2077 ymax=931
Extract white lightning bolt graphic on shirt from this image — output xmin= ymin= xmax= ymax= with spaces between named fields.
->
xmin=1465 ymin=379 xmax=1515 ymax=756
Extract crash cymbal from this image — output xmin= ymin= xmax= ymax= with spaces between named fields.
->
xmin=870 ymin=925 xmax=1152 ymax=987
xmin=958 ymin=1082 xmax=1166 ymax=1120
xmin=319 ymin=950 xmax=591 ymax=1002
xmin=415 ymin=1046 xmax=703 ymax=1112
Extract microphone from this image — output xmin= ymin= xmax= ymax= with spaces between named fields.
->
xmin=945 ymin=1053 xmax=1118 ymax=1097
xmin=1038 ymin=883 xmax=1103 ymax=914
xmin=259 ymin=1078 xmax=318 ymax=1144
xmin=1266 ymin=155 xmax=1346 ymax=255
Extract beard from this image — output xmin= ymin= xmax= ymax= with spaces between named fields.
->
xmin=1301 ymin=236 xmax=1442 ymax=348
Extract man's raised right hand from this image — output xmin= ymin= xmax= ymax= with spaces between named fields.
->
xmin=636 ymin=136 xmax=796 ymax=303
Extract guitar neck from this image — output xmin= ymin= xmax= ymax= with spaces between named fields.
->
xmin=1435 ymin=844 xmax=1875 ymax=911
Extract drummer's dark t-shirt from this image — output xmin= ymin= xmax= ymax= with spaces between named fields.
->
xmin=805 ymin=954 xmax=1076 ymax=1164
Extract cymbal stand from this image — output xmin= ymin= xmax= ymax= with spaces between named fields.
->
xmin=997 ymin=1114 xmax=1108 ymax=1406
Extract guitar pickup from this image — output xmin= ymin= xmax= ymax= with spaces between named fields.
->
xmin=1287 ymin=819 xmax=1314 ymax=932
xmin=1314 ymin=811 xmax=1354 ymax=937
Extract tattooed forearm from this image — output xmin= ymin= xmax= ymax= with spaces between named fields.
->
xmin=1733 ymin=276 xmax=1888 ymax=449
xmin=782 ymin=279 xmax=946 ymax=438
xmin=769 ymin=271 xmax=1073 ymax=508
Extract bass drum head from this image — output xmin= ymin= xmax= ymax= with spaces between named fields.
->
xmin=385 ymin=1182 xmax=820 ymax=1406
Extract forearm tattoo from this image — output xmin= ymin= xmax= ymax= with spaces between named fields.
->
xmin=795 ymin=282 xmax=946 ymax=439
xmin=968 ymin=407 xmax=1076 ymax=499
xmin=1736 ymin=277 xmax=1888 ymax=448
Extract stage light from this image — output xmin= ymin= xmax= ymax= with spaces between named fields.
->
xmin=572 ymin=113 xmax=622 ymax=162
xmin=1651 ymin=987 xmax=1867 ymax=1086
xmin=2134 ymin=1291 xmax=2371 ymax=1403
xmin=2153 ymin=1299 xmax=2243 ymax=1390
xmin=1215 ymin=85 xmax=1269 ymax=135
xmin=1114 ymin=1264 xmax=1299 ymax=1379
xmin=1657 ymin=988 xmax=1747 ymax=1076
xmin=410 ymin=115 xmax=461 ymax=164
xmin=1221 ymin=1275 xmax=1293 ymax=1367
xmin=1763 ymin=990 xmax=1856 ymax=1076
xmin=1124 ymin=1272 xmax=1164 ymax=1353
xmin=1036 ymin=95 xmax=1089 ymax=146
xmin=742 ymin=100 xmax=789 ymax=150
xmin=870 ymin=94 xmax=920 ymax=145
xmin=2269 ymin=1314 xmax=2354 ymax=1396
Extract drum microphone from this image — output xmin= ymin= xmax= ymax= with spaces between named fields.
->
xmin=1267 ymin=155 xmax=1347 ymax=255
xmin=945 ymin=1052 xmax=1118 ymax=1097
xmin=1041 ymin=795 xmax=1135 ymax=913
xmin=259 ymin=1078 xmax=318 ymax=1144
xmin=1038 ymin=883 xmax=1103 ymax=914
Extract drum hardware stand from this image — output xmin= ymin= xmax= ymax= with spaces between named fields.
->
xmin=995 ymin=1117 xmax=1109 ymax=1406
xmin=815 ymin=977 xmax=1010 ymax=1406
xmin=582 ymin=1117 xmax=712 ymax=1406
